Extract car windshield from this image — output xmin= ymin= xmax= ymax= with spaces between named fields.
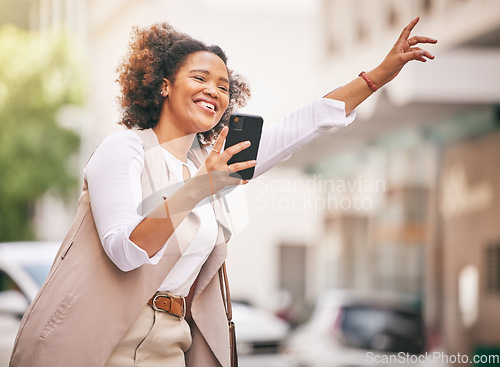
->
xmin=342 ymin=306 xmax=420 ymax=336
xmin=23 ymin=263 xmax=52 ymax=287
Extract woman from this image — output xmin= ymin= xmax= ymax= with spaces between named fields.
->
xmin=10 ymin=17 xmax=436 ymax=367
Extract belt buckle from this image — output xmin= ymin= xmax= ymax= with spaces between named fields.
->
xmin=152 ymin=294 xmax=186 ymax=321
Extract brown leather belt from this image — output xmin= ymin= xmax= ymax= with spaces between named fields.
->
xmin=147 ymin=293 xmax=186 ymax=320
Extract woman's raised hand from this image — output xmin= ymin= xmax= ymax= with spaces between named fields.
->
xmin=324 ymin=16 xmax=437 ymax=114
xmin=193 ymin=126 xmax=256 ymax=197
xmin=377 ymin=16 xmax=437 ymax=85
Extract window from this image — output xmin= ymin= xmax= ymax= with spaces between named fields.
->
xmin=387 ymin=4 xmax=398 ymax=27
xmin=486 ymin=243 xmax=500 ymax=294
xmin=422 ymin=0 xmax=433 ymax=14
xmin=0 ymin=270 xmax=21 ymax=293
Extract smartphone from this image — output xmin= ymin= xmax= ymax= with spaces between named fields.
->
xmin=224 ymin=113 xmax=263 ymax=180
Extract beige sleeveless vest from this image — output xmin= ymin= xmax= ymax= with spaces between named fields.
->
xmin=10 ymin=129 xmax=233 ymax=367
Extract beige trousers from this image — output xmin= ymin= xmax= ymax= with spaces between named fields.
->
xmin=104 ymin=304 xmax=192 ymax=367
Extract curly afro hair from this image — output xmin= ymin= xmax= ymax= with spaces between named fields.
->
xmin=116 ymin=23 xmax=251 ymax=145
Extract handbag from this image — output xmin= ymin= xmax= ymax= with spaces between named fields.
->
xmin=219 ymin=262 xmax=238 ymax=367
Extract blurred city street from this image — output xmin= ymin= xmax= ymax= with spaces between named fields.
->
xmin=1 ymin=0 xmax=500 ymax=366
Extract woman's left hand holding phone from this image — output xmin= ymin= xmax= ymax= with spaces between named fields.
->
xmin=191 ymin=126 xmax=256 ymax=198
xmin=130 ymin=127 xmax=255 ymax=257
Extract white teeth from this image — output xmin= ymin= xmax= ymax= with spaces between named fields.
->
xmin=198 ymin=101 xmax=215 ymax=111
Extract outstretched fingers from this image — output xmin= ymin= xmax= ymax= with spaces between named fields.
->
xmin=400 ymin=17 xmax=438 ymax=49
xmin=399 ymin=16 xmax=420 ymax=42
xmin=403 ymin=47 xmax=435 ymax=63
xmin=409 ymin=36 xmax=438 ymax=46
xmin=397 ymin=17 xmax=437 ymax=63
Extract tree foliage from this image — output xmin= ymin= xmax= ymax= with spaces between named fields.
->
xmin=0 ymin=25 xmax=84 ymax=241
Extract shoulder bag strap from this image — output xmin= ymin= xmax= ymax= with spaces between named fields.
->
xmin=219 ymin=262 xmax=238 ymax=367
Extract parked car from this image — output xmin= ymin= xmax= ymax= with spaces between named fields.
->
xmin=233 ymin=299 xmax=290 ymax=355
xmin=232 ymin=300 xmax=300 ymax=367
xmin=286 ymin=290 xmax=428 ymax=367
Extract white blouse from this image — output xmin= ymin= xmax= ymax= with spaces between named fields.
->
xmin=155 ymin=150 xmax=218 ymax=296
xmin=84 ymin=97 xmax=355 ymax=295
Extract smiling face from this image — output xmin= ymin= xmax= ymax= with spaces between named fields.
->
xmin=161 ymin=51 xmax=230 ymax=137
